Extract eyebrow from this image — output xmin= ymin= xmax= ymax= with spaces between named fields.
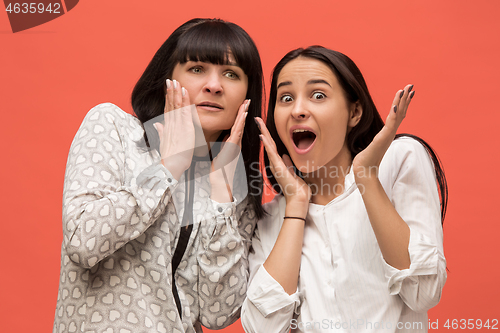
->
xmin=308 ymin=79 xmax=331 ymax=87
xmin=277 ymin=79 xmax=331 ymax=89
xmin=277 ymin=81 xmax=292 ymax=89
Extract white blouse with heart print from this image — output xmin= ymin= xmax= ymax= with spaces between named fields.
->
xmin=53 ymin=103 xmax=257 ymax=333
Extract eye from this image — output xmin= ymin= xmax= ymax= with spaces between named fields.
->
xmin=224 ymin=71 xmax=239 ymax=79
xmin=189 ymin=66 xmax=203 ymax=74
xmin=312 ymin=92 xmax=326 ymax=100
xmin=279 ymin=95 xmax=294 ymax=103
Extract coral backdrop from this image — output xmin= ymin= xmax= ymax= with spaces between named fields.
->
xmin=1 ymin=0 xmax=499 ymax=332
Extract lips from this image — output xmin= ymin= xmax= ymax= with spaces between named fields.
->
xmin=290 ymin=126 xmax=317 ymax=154
xmin=197 ymin=101 xmax=224 ymax=111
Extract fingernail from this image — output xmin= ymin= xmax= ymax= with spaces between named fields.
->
xmin=246 ymin=99 xmax=251 ymax=111
xmin=393 ymin=105 xmax=397 ymax=113
xmin=182 ymin=87 xmax=186 ymax=96
xmin=166 ymin=79 xmax=171 ymax=89
xmin=173 ymin=80 xmax=178 ymax=89
xmin=254 ymin=117 xmax=261 ymax=129
xmin=259 ymin=134 xmax=263 ymax=141
xmin=410 ymin=91 xmax=415 ymax=99
xmin=409 ymin=85 xmax=414 ymax=92
xmin=400 ymin=91 xmax=404 ymax=98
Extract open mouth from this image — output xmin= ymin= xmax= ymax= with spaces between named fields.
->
xmin=292 ymin=129 xmax=316 ymax=151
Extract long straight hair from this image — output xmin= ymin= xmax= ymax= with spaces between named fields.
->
xmin=264 ymin=46 xmax=448 ymax=223
xmin=131 ymin=18 xmax=265 ymax=219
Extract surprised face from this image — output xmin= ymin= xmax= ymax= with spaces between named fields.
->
xmin=273 ymin=57 xmax=361 ymax=174
xmin=171 ymin=55 xmax=248 ymax=143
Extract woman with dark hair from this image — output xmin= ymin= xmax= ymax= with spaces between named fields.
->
xmin=54 ymin=18 xmax=264 ymax=332
xmin=241 ymin=46 xmax=447 ymax=332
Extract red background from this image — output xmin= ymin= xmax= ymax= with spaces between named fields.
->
xmin=1 ymin=0 xmax=499 ymax=331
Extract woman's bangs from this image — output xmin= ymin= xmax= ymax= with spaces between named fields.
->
xmin=173 ymin=23 xmax=252 ymax=74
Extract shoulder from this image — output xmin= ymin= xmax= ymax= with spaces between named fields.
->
xmin=382 ymin=136 xmax=432 ymax=170
xmin=79 ymin=103 xmax=144 ymax=141
xmin=380 ymin=136 xmax=437 ymax=187
xmin=83 ymin=103 xmax=141 ymax=128
xmin=388 ymin=136 xmax=428 ymax=158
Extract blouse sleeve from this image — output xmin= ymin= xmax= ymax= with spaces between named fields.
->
xmin=241 ymin=198 xmax=302 ymax=333
xmin=196 ymin=199 xmax=259 ymax=329
xmin=380 ymin=138 xmax=447 ymax=313
xmin=62 ymin=103 xmax=178 ymax=268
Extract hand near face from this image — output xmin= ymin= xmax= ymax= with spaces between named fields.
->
xmin=256 ymin=117 xmax=311 ymax=208
xmin=352 ymin=84 xmax=415 ymax=184
xmin=209 ymin=99 xmax=250 ymax=203
xmin=154 ymin=79 xmax=196 ymax=180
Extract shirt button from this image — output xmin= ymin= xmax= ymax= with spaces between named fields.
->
xmin=167 ymin=178 xmax=172 ymax=183
xmin=218 ymin=207 xmax=223 ymax=213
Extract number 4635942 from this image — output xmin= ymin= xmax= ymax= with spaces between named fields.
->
xmin=5 ymin=3 xmax=62 ymax=14
xmin=443 ymin=319 xmax=498 ymax=330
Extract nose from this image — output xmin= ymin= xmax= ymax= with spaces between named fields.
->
xmin=291 ymin=98 xmax=310 ymax=120
xmin=203 ymin=72 xmax=223 ymax=95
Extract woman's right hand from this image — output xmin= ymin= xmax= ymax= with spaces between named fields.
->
xmin=154 ymin=79 xmax=196 ymax=180
xmin=255 ymin=117 xmax=311 ymax=210
xmin=256 ymin=117 xmax=309 ymax=295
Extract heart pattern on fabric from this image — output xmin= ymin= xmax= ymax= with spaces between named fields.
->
xmin=53 ymin=104 xmax=257 ymax=332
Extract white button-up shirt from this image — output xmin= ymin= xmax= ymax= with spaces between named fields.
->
xmin=241 ymin=138 xmax=446 ymax=333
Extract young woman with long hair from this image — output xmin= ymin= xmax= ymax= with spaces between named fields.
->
xmin=242 ymin=46 xmax=447 ymax=333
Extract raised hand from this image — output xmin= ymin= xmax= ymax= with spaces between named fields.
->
xmin=255 ymin=117 xmax=311 ymax=208
xmin=353 ymin=84 xmax=415 ymax=183
xmin=257 ymin=117 xmax=310 ymax=295
xmin=154 ymin=79 xmax=196 ymax=180
xmin=209 ymin=100 xmax=250 ymax=203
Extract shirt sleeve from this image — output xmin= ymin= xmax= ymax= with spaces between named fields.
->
xmin=380 ymin=138 xmax=447 ymax=313
xmin=196 ymin=198 xmax=258 ymax=329
xmin=62 ymin=103 xmax=178 ymax=268
xmin=241 ymin=215 xmax=302 ymax=333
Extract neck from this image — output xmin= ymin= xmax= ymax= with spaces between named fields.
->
xmin=303 ymin=144 xmax=352 ymax=205
xmin=204 ymin=129 xmax=223 ymax=144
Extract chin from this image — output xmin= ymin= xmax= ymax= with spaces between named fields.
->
xmin=199 ymin=120 xmax=231 ymax=132
xmin=296 ymin=164 xmax=323 ymax=175
xmin=290 ymin=152 xmax=334 ymax=176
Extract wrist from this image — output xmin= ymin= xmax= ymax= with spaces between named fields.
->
xmin=161 ymin=159 xmax=184 ymax=181
xmin=286 ymin=195 xmax=310 ymax=207
xmin=283 ymin=216 xmax=306 ymax=223
xmin=284 ymin=203 xmax=308 ymax=220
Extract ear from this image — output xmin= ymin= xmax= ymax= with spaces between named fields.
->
xmin=348 ymin=101 xmax=363 ymax=128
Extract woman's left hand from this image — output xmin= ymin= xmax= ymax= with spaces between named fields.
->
xmin=209 ymin=99 xmax=250 ymax=203
xmin=353 ymin=84 xmax=415 ymax=184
